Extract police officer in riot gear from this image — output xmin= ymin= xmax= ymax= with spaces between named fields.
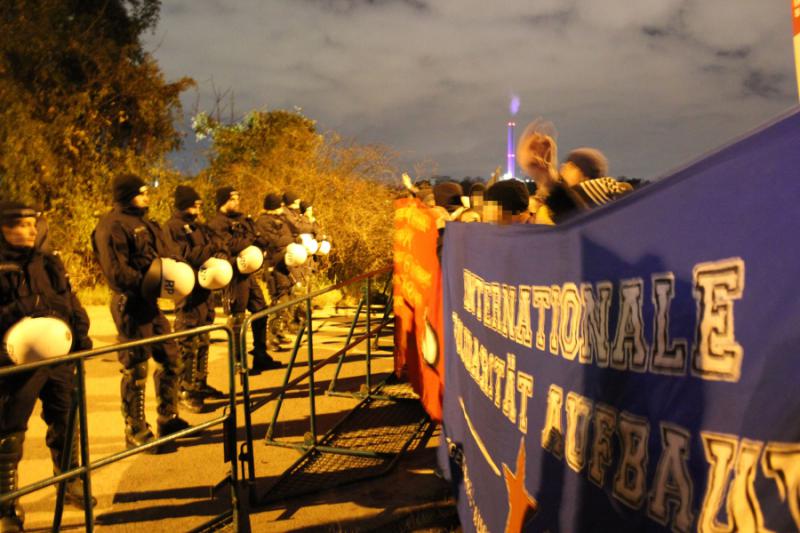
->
xmin=208 ymin=187 xmax=282 ymax=374
xmin=0 ymin=201 xmax=95 ymax=532
xmin=165 ymin=186 xmax=228 ymax=412
xmin=255 ymin=193 xmax=296 ymax=346
xmin=92 ymin=174 xmax=190 ymax=450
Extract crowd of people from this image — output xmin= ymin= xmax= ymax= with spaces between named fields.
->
xmin=405 ymin=119 xmax=636 ymax=227
xmin=0 ymin=178 xmax=329 ymax=532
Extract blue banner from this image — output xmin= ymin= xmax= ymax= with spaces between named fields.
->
xmin=439 ymin=108 xmax=800 ymax=532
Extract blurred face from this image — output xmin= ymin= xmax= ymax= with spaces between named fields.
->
xmin=131 ymin=187 xmax=150 ymax=208
xmin=222 ymin=193 xmax=240 ymax=213
xmin=559 ymin=161 xmax=585 ymax=187
xmin=1 ymin=217 xmax=37 ymax=248
xmin=186 ymin=201 xmax=202 ymax=217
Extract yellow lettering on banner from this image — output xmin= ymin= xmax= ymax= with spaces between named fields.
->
xmin=541 ymin=384 xmax=564 ymax=458
xmin=516 ymin=371 xmax=534 ymax=434
xmin=532 ymin=286 xmax=551 ymax=351
xmin=648 ymin=423 xmax=694 ymax=533
xmin=559 ymin=283 xmax=583 ymax=361
xmin=479 ymin=345 xmax=491 ymax=399
xmin=515 ymin=286 xmax=533 ymax=348
xmin=761 ymin=442 xmax=800 ymax=530
xmin=395 ymin=226 xmax=414 ymax=248
xmin=698 ymin=433 xmax=771 ymax=533
xmin=611 ymin=279 xmax=647 ymax=372
xmin=650 ymin=273 xmax=688 ymax=375
xmin=564 ymin=392 xmax=593 ymax=473
xmin=500 ymin=284 xmax=517 ymax=341
xmin=581 ymin=282 xmax=612 ymax=366
xmin=492 ymin=355 xmax=506 ymax=409
xmin=491 ymin=282 xmax=501 ymax=332
xmin=692 ymin=258 xmax=745 ymax=382
xmin=588 ymin=404 xmax=618 ymax=488
xmin=464 ymin=270 xmax=476 ymax=314
xmin=394 ymin=206 xmax=432 ymax=232
xmin=502 ymin=354 xmax=517 ymax=425
xmin=613 ymin=411 xmax=649 ymax=509
xmin=549 ymin=285 xmax=561 ymax=355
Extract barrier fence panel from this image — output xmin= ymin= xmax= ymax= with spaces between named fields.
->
xmin=0 ymin=323 xmax=247 ymax=532
xmin=235 ymin=266 xmax=431 ymax=505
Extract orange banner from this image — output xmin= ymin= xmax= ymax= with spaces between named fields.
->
xmin=794 ymin=0 xmax=800 ymax=100
xmin=393 ymin=197 xmax=445 ymax=422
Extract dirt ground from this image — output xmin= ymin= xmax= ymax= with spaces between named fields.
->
xmin=13 ymin=304 xmax=459 ymax=532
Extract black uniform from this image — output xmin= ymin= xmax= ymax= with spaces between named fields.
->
xmin=92 ymin=202 xmax=184 ymax=446
xmin=0 ymin=205 xmax=94 ymax=528
xmin=254 ymin=210 xmax=295 ymax=338
xmin=208 ymin=211 xmax=279 ymax=370
xmin=165 ymin=211 xmax=227 ymax=406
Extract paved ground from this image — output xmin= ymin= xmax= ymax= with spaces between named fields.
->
xmin=14 ymin=302 xmax=458 ymax=532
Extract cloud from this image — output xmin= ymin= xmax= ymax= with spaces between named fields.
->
xmin=145 ymin=1 xmax=796 ymax=180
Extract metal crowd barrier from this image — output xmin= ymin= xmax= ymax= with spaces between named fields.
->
xmin=236 ymin=265 xmax=399 ymax=504
xmin=0 ymin=323 xmax=247 ymax=532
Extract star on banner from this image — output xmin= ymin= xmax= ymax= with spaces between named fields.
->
xmin=503 ymin=437 xmax=538 ymax=533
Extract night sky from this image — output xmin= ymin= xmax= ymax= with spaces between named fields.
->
xmin=144 ymin=1 xmax=797 ymax=182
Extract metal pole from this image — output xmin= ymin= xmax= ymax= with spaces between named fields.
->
xmin=365 ymin=279 xmax=372 ymax=394
xmin=305 ymin=297 xmax=317 ymax=444
xmin=327 ymin=294 xmax=364 ymax=393
xmin=77 ymin=359 xmax=94 ymax=531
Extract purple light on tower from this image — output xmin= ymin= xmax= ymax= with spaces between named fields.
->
xmin=507 ymin=121 xmax=516 ymax=179
xmin=506 ymin=95 xmax=520 ymax=179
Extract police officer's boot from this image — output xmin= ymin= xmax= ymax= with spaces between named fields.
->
xmin=0 ymin=432 xmax=25 ymax=533
xmin=155 ymin=362 xmax=190 ymax=438
xmin=178 ymin=335 xmax=204 ymax=414
xmin=51 ymin=431 xmax=97 ymax=510
xmin=195 ymin=345 xmax=224 ymax=399
xmin=121 ymin=362 xmax=157 ymax=452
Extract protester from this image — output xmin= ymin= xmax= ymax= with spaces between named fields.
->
xmin=516 ymin=119 xmax=560 ymax=216
xmin=483 ymin=179 xmax=533 ymax=224
xmin=208 ymin=187 xmax=282 ymax=374
xmin=92 ymin=174 xmax=191 ymax=449
xmin=0 ymin=201 xmax=95 ymax=531
xmin=560 ymin=147 xmax=633 ymax=207
xmin=165 ymin=186 xmax=228 ymax=413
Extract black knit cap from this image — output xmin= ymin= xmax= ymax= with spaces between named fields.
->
xmin=263 ymin=193 xmax=282 ymax=210
xmin=433 ymin=182 xmax=463 ymax=210
xmin=282 ymin=191 xmax=298 ymax=206
xmin=113 ymin=173 xmax=147 ymax=204
xmin=565 ymin=148 xmax=608 ymax=180
xmin=485 ymin=179 xmax=530 ymax=214
xmin=215 ymin=186 xmax=238 ymax=209
xmin=174 ymin=185 xmax=201 ymax=210
xmin=468 ymin=182 xmax=486 ymax=196
xmin=0 ymin=201 xmax=37 ymax=226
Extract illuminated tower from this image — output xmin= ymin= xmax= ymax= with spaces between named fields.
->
xmin=506 ymin=121 xmax=516 ymax=180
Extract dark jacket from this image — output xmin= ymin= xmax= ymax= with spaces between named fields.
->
xmin=0 ymin=243 xmax=92 ymax=365
xmin=281 ymin=208 xmax=314 ymax=237
xmin=254 ymin=210 xmax=294 ymax=268
xmin=207 ymin=211 xmax=268 ymax=257
xmin=91 ymin=204 xmax=177 ymax=296
xmin=165 ymin=211 xmax=228 ymax=307
xmin=165 ymin=211 xmax=228 ymax=269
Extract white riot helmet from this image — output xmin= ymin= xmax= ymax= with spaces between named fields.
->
xmin=299 ymin=234 xmax=319 ymax=255
xmin=285 ymin=242 xmax=308 ymax=267
xmin=3 ymin=317 xmax=73 ymax=365
xmin=318 ymin=240 xmax=331 ymax=256
xmin=236 ymin=245 xmax=264 ymax=274
xmin=198 ymin=257 xmax=233 ymax=290
xmin=142 ymin=257 xmax=196 ymax=304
